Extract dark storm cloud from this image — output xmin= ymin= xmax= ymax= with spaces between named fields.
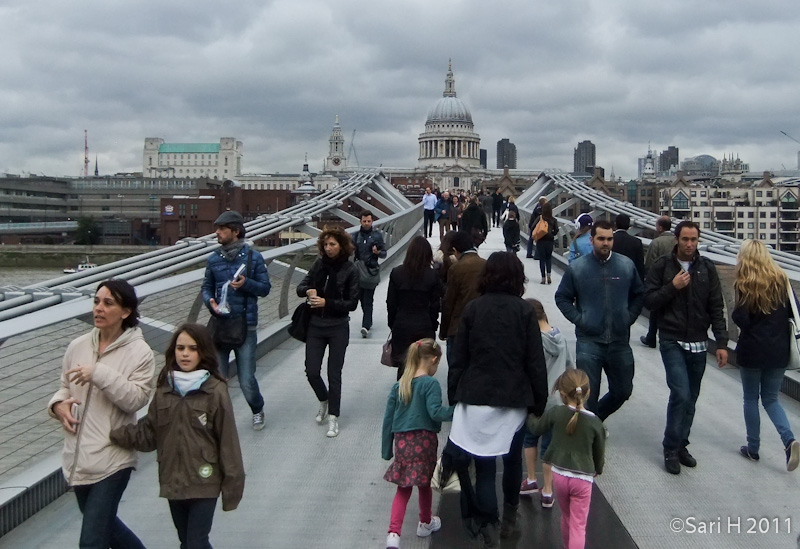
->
xmin=1 ymin=0 xmax=800 ymax=178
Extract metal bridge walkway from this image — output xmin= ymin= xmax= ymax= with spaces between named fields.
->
xmin=3 ymin=228 xmax=799 ymax=548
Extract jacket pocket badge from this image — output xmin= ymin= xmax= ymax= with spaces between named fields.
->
xmin=198 ymin=413 xmax=208 ymax=427
xmin=199 ymin=464 xmax=213 ymax=478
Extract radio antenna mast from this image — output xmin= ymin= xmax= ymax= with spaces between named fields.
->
xmin=84 ymin=130 xmax=89 ymax=177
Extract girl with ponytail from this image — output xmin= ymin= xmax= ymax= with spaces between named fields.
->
xmin=381 ymin=339 xmax=453 ymax=549
xmin=527 ymin=369 xmax=605 ymax=549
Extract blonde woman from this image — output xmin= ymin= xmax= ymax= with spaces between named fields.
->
xmin=733 ymin=239 xmax=800 ymax=470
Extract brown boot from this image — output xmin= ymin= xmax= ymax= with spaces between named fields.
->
xmin=541 ymin=277 xmax=546 ymax=284
xmin=499 ymin=503 xmax=520 ymax=538
xmin=547 ymin=275 xmax=552 ymax=284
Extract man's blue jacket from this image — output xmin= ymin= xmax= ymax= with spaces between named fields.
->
xmin=555 ymin=251 xmax=644 ymax=344
xmin=202 ymin=244 xmax=271 ymax=327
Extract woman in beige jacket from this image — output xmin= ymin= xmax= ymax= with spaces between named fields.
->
xmin=48 ymin=279 xmax=156 ymax=548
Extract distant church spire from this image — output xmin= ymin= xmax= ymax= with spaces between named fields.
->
xmin=443 ymin=59 xmax=457 ymax=98
xmin=94 ymin=156 xmax=98 ymax=176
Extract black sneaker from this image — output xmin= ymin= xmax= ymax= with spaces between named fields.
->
xmin=739 ymin=446 xmax=760 ymax=461
xmin=786 ymin=440 xmax=800 ymax=471
xmin=664 ymin=450 xmax=680 ymax=474
xmin=639 ymin=335 xmax=656 ymax=348
xmin=678 ymin=447 xmax=697 ymax=467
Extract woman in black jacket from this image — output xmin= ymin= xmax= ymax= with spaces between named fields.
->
xmin=387 ymin=236 xmax=443 ymax=379
xmin=459 ymin=197 xmax=489 ymax=248
xmin=531 ymin=202 xmax=559 ymax=284
xmin=445 ymin=252 xmax=548 ymax=545
xmin=297 ymin=226 xmax=359 ymax=438
xmin=732 ymin=239 xmax=800 ymax=469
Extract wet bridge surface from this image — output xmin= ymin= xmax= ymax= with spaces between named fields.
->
xmin=3 ymin=228 xmax=800 ymax=548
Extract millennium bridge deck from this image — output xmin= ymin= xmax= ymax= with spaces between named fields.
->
xmin=2 ymin=228 xmax=800 ymax=549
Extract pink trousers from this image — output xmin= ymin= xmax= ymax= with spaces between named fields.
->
xmin=552 ymin=473 xmax=592 ymax=549
xmin=388 ymin=486 xmax=432 ymax=535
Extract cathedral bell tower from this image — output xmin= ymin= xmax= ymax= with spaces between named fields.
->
xmin=325 ymin=115 xmax=347 ymax=172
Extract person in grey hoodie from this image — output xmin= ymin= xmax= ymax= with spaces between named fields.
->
xmin=518 ymin=299 xmax=574 ymax=509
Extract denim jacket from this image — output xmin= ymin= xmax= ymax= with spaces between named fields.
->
xmin=555 ymin=252 xmax=644 ymax=344
xmin=352 ymin=229 xmax=386 ymax=272
xmin=201 ymin=245 xmax=271 ymax=326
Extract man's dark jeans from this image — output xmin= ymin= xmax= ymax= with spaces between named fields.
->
xmin=359 ymin=287 xmax=375 ymax=330
xmin=168 ymin=497 xmax=217 ymax=549
xmin=659 ymin=339 xmax=707 ymax=450
xmin=73 ymin=467 xmax=145 ymax=549
xmin=423 ymin=209 xmax=435 ymax=237
xmin=576 ymin=340 xmax=634 ymax=421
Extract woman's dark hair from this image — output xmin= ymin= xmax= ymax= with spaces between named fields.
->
xmin=541 ymin=202 xmax=554 ymax=220
xmin=316 ymin=226 xmax=354 ymax=257
xmin=438 ymin=231 xmax=457 ymax=276
xmin=96 ymin=279 xmax=140 ymax=329
xmin=403 ymin=235 xmax=433 ymax=281
xmin=159 ymin=323 xmax=225 ymax=386
xmin=478 ymin=252 xmax=526 ymax=296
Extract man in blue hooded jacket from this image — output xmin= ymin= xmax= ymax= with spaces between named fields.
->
xmin=202 ymin=210 xmax=271 ymax=430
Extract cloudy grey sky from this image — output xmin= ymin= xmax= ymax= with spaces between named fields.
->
xmin=2 ymin=0 xmax=800 ymax=180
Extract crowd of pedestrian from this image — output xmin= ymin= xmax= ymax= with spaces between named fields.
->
xmin=47 ymin=200 xmax=800 ymax=549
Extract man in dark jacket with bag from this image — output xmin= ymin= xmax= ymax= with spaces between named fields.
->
xmin=202 ymin=210 xmax=271 ymax=430
xmin=352 ymin=210 xmax=386 ymax=338
xmin=644 ymin=220 xmax=728 ymax=475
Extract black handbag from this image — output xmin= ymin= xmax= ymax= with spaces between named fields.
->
xmin=207 ymin=250 xmax=251 ymax=348
xmin=208 ymin=314 xmax=248 ymax=347
xmin=288 ymin=302 xmax=312 ymax=342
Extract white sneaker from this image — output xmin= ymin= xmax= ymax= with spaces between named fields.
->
xmin=361 ymin=327 xmax=369 ymax=338
xmin=315 ymin=401 xmax=328 ymax=424
xmin=416 ymin=516 xmax=441 ymax=537
xmin=386 ymin=532 xmax=400 ymax=549
xmin=252 ymin=411 xmax=265 ymax=431
xmin=326 ymin=415 xmax=339 ymax=438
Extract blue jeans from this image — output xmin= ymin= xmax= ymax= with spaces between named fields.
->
xmin=359 ymin=287 xmax=375 ymax=330
xmin=523 ymin=425 xmax=553 ymax=455
xmin=526 ymin=235 xmax=535 ymax=257
xmin=537 ymin=240 xmax=554 ymax=278
xmin=168 ymin=498 xmax=217 ymax=549
xmin=217 ymin=329 xmax=264 ymax=414
xmin=73 ymin=467 xmax=145 ymax=549
xmin=576 ymin=340 xmax=634 ymax=421
xmin=740 ymin=367 xmax=795 ymax=453
xmin=660 ymin=340 xmax=707 ymax=450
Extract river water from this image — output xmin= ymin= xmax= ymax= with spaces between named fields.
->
xmin=0 ymin=268 xmax=68 ymax=287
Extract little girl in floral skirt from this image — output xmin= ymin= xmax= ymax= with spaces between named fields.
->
xmin=381 ymin=339 xmax=454 ymax=549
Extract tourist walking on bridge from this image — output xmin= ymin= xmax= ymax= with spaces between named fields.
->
xmin=202 ymin=210 xmax=271 ymax=431
xmin=491 ymin=188 xmax=504 ymax=227
xmin=446 ymin=252 xmax=548 ymax=546
xmin=352 ymin=210 xmax=386 ymax=339
xmin=644 ymin=220 xmax=728 ymax=474
xmin=111 ymin=323 xmax=245 ymax=549
xmin=387 ymin=236 xmax=443 ymax=379
xmin=531 ymin=202 xmax=559 ymax=284
xmin=421 ymin=187 xmax=437 ymax=238
xmin=439 ymin=231 xmax=485 ymax=366
xmin=555 ymin=220 xmax=644 ymax=424
xmin=434 ymin=191 xmax=453 ymax=239
xmin=640 ymin=216 xmax=676 ymax=348
xmin=732 ymin=239 xmax=800 ymax=470
xmin=527 ymin=369 xmax=605 ymax=549
xmin=48 ymin=279 xmax=155 ymax=549
xmin=382 ymin=339 xmax=453 ymax=549
xmin=612 ymin=214 xmax=645 ymax=281
xmin=297 ymin=226 xmax=359 ymax=438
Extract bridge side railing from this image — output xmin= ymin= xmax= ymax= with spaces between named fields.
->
xmin=0 ymin=198 xmax=422 ymax=538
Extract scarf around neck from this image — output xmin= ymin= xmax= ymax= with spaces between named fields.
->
xmin=220 ymin=240 xmax=246 ymax=261
xmin=169 ymin=369 xmax=210 ymax=396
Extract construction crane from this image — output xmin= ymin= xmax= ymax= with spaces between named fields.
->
xmin=780 ymin=131 xmax=800 ymax=170
xmin=347 ymin=129 xmax=359 ymax=167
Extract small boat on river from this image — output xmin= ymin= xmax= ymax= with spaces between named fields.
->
xmin=63 ymin=258 xmax=98 ymax=274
